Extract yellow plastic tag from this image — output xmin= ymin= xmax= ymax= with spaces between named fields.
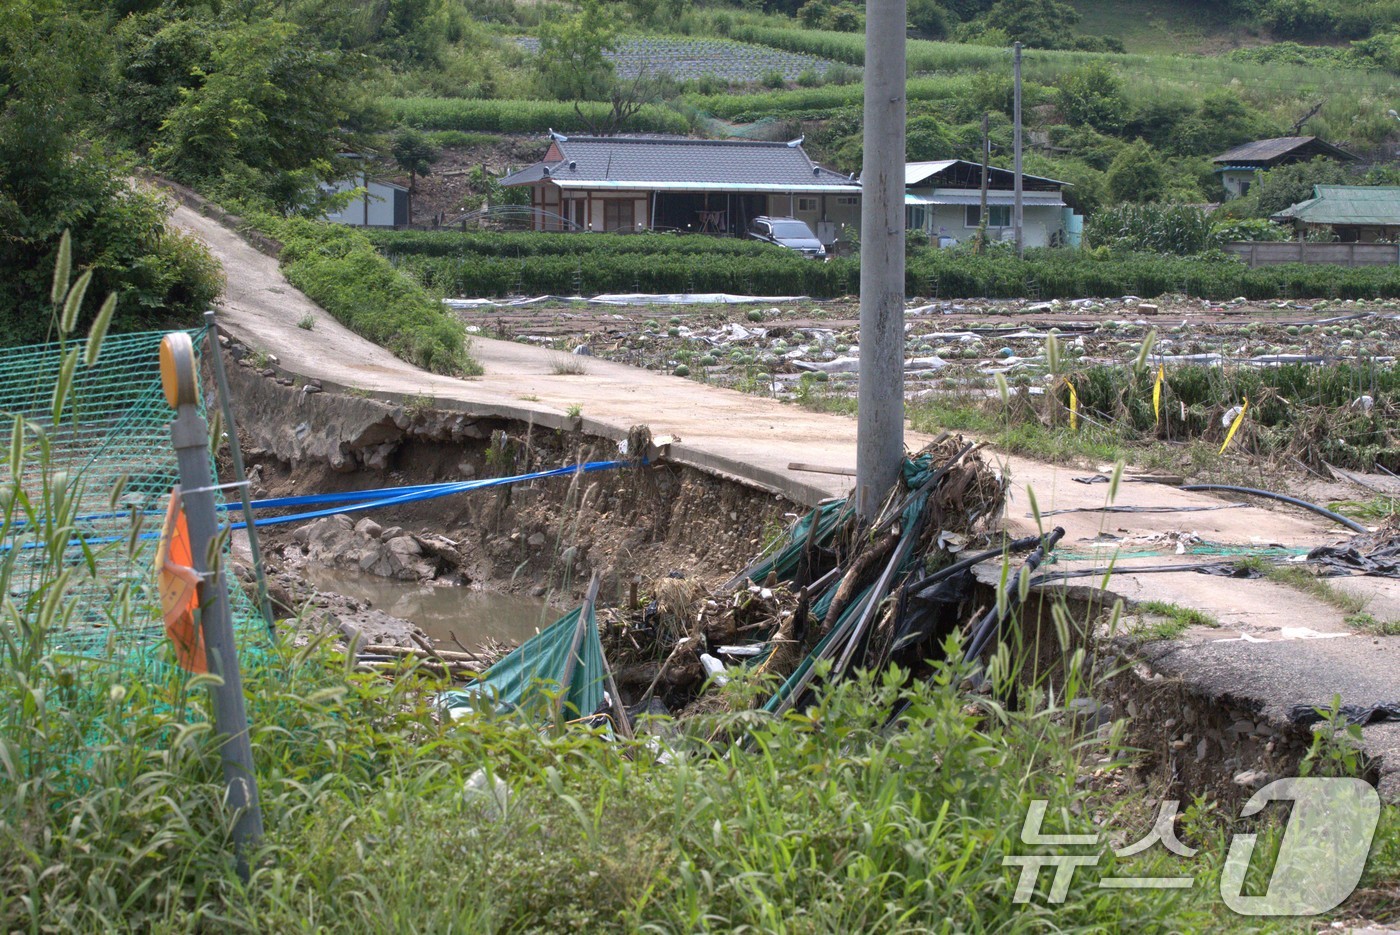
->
xmin=1220 ymin=398 xmax=1249 ymax=455
xmin=1153 ymin=364 xmax=1164 ymax=426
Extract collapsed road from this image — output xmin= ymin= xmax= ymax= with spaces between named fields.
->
xmin=169 ymin=199 xmax=1400 ymax=800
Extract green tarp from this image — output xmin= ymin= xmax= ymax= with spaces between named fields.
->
xmin=439 ymin=604 xmax=606 ymax=721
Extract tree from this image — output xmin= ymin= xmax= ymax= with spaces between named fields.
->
xmin=392 ymin=128 xmax=439 ymax=192
xmin=534 ymin=0 xmax=617 ymax=102
xmin=0 ymin=3 xmax=221 ymax=345
xmin=907 ymin=0 xmax=949 ymax=38
xmin=985 ymin=0 xmax=1080 ymax=48
xmin=1057 ymin=62 xmax=1127 ymax=133
xmin=1260 ymin=0 xmax=1338 ymax=39
xmin=1222 ymin=157 xmax=1354 ymax=219
xmin=150 ymin=18 xmax=364 ymax=211
xmin=1106 ymin=141 xmax=1166 ymax=204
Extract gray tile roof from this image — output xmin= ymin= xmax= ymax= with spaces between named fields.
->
xmin=1212 ymin=136 xmax=1358 ymax=166
xmin=500 ymin=135 xmax=860 ymax=192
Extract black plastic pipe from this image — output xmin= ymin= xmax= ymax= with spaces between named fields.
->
xmin=1179 ymin=484 xmax=1367 ymax=534
xmin=962 ymin=526 xmax=1067 ymax=663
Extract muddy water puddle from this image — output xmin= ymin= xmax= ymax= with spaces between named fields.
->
xmin=303 ymin=567 xmax=558 ymax=645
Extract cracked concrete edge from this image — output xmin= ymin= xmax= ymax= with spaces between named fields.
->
xmin=242 ymin=356 xmax=829 ymax=507
xmin=988 ymin=564 xmax=1400 ymax=799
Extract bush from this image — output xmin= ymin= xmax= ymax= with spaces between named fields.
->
xmin=1056 ymin=62 xmax=1128 ymax=133
xmin=1085 ymin=203 xmax=1215 ymax=255
xmin=372 ymin=231 xmax=1400 ymax=301
xmin=1106 ymin=141 xmax=1166 ymax=204
xmin=259 ymin=218 xmax=474 ymax=374
xmin=1261 ymin=0 xmax=1339 ymax=38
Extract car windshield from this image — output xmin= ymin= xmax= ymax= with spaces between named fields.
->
xmin=770 ymin=221 xmax=814 ymax=238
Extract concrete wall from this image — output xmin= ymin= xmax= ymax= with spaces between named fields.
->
xmin=1220 ymin=169 xmax=1256 ymax=201
xmin=912 ymin=204 xmax=1062 ymax=248
xmin=1224 ymin=241 xmax=1400 ymax=267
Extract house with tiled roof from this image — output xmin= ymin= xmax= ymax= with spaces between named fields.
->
xmin=499 ymin=133 xmax=861 ymax=243
xmin=1273 ymin=185 xmax=1400 ymax=243
xmin=1212 ymin=136 xmax=1358 ymax=200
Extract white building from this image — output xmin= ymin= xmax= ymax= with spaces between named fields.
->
xmin=904 ymin=160 xmax=1078 ymax=249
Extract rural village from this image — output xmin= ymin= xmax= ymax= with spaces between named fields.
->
xmin=6 ymin=0 xmax=1400 ymax=930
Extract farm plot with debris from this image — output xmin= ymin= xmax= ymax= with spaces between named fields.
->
xmin=463 ymin=293 xmax=1400 ymax=476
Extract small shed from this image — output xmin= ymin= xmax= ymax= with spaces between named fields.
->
xmin=322 ymin=173 xmax=411 ymax=228
xmin=1272 ymin=185 xmax=1400 ymax=243
xmin=1212 ymin=137 xmax=1358 ymax=201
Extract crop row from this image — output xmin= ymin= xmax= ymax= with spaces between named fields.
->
xmin=367 ymin=230 xmax=786 ymax=259
xmin=514 ymin=36 xmax=844 ymax=82
xmin=380 ymin=239 xmax=1400 ymax=301
xmin=385 ymin=97 xmax=689 ymax=134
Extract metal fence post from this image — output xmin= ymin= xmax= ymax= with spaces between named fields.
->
xmin=160 ymin=332 xmax=264 ymax=879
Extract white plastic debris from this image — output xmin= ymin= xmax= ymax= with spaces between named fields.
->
xmin=463 ymin=768 xmax=510 ymax=820
xmin=699 ymin=653 xmax=730 ymax=686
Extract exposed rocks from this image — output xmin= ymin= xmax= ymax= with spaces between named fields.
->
xmin=286 ymin=513 xmax=449 ymax=582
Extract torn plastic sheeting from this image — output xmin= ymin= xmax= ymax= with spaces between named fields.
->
xmin=1028 ymin=504 xmax=1248 ymax=519
xmin=792 ymin=355 xmax=949 ymax=374
xmin=1289 ymin=702 xmax=1400 ymax=727
xmin=444 ymin=293 xmax=810 ymax=309
xmin=1308 ymin=543 xmax=1400 ymax=578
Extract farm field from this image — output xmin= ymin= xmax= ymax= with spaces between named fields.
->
xmin=513 ymin=35 xmax=852 ymax=83
xmin=463 ymin=292 xmax=1400 ymax=474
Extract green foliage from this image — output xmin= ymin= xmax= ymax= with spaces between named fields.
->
xmin=387 ymin=97 xmax=689 ymax=134
xmin=262 ymin=218 xmax=474 ymax=375
xmin=145 ymin=17 xmax=366 ymax=212
xmin=907 ymin=0 xmax=951 ymax=38
xmin=1086 ymin=203 xmax=1215 ymax=254
xmin=0 ymin=5 xmax=222 ymax=346
xmin=391 ymin=127 xmax=440 ymax=191
xmin=983 ymin=0 xmax=1084 ymax=48
xmin=1221 ymin=157 xmax=1357 ymax=219
xmin=373 ymin=230 xmax=1400 ymax=302
xmin=1057 ymin=61 xmax=1128 ymax=133
xmin=534 ymin=0 xmax=617 ymax=101
xmin=1261 ymin=0 xmax=1340 ymax=37
xmin=1106 ymin=140 xmax=1166 ymax=204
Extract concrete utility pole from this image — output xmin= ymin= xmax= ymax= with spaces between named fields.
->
xmin=856 ymin=0 xmax=907 ymax=520
xmin=977 ymin=113 xmax=990 ymax=254
xmin=1013 ymin=41 xmax=1025 ymax=259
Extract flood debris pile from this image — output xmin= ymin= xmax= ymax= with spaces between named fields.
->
xmin=598 ymin=434 xmax=1025 ymax=719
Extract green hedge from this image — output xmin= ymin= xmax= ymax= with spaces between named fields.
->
xmin=367 ymin=230 xmax=789 ymax=259
xmin=259 ymin=218 xmax=475 ymax=375
xmin=385 ymin=98 xmax=690 ymax=134
xmin=375 ymin=232 xmax=1400 ymax=301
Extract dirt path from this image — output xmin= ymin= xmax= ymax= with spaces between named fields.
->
xmin=171 ymin=203 xmax=1400 ymax=793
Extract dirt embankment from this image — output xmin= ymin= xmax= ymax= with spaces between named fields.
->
xmin=219 ymin=344 xmax=795 ymax=628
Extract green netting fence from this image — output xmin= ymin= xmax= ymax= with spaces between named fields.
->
xmin=0 ymin=328 xmax=268 ymax=673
